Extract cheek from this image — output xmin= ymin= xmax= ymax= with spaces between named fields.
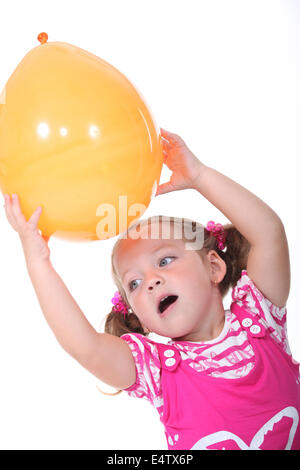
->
xmin=130 ymin=291 xmax=147 ymax=315
xmin=180 ymin=262 xmax=209 ymax=286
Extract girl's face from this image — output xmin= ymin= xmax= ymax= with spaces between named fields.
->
xmin=114 ymin=223 xmax=226 ymax=341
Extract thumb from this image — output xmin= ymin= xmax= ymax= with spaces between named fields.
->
xmin=155 ymin=182 xmax=176 ymax=196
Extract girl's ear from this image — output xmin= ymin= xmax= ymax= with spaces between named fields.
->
xmin=207 ymin=250 xmax=227 ymax=283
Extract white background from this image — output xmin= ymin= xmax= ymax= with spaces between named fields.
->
xmin=0 ymin=0 xmax=299 ymax=450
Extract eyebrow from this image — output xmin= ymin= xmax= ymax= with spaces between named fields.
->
xmin=120 ymin=243 xmax=180 ymax=282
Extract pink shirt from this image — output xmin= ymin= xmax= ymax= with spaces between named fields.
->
xmin=121 ymin=271 xmax=300 ymax=450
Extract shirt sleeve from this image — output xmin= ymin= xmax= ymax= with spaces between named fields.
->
xmin=231 ymin=270 xmax=291 ymax=355
xmin=120 ymin=332 xmax=163 ymax=408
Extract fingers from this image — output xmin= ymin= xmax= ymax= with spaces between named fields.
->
xmin=3 ymin=193 xmax=42 ymax=233
xmin=160 ymin=128 xmax=174 ymax=140
xmin=160 ymin=128 xmax=172 ymax=145
xmin=155 ymin=182 xmax=176 ymax=196
xmin=161 ymin=133 xmax=172 ymax=153
xmin=3 ymin=194 xmax=19 ymax=230
xmin=11 ymin=194 xmax=27 ymax=225
xmin=27 ymin=206 xmax=43 ymax=229
xmin=162 ymin=149 xmax=168 ymax=163
xmin=160 ymin=128 xmax=180 ymax=141
xmin=160 ymin=128 xmax=185 ymax=148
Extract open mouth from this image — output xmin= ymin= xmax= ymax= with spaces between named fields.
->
xmin=158 ymin=295 xmax=178 ymax=314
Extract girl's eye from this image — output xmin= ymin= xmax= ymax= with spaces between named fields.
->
xmin=129 ymin=279 xmax=141 ymax=291
xmin=159 ymin=256 xmax=175 ymax=267
xmin=128 ymin=257 xmax=176 ymax=291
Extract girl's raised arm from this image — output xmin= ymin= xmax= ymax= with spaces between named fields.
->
xmin=157 ymin=129 xmax=290 ymax=308
xmin=26 ymin=260 xmax=137 ymax=390
xmin=194 ymin=165 xmax=290 ymax=308
xmin=3 ymin=194 xmax=136 ymax=390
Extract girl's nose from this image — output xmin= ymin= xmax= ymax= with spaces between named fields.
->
xmin=147 ymin=280 xmax=161 ymax=291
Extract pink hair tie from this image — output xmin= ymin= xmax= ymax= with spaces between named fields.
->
xmin=206 ymin=221 xmax=227 ymax=251
xmin=111 ymin=291 xmax=130 ymax=320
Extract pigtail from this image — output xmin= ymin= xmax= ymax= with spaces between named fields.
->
xmin=214 ymin=224 xmax=251 ymax=298
xmin=104 ymin=308 xmax=149 ymax=337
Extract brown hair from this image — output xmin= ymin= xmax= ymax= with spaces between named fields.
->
xmin=98 ymin=216 xmax=250 ymax=396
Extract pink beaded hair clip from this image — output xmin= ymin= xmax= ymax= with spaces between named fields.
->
xmin=111 ymin=291 xmax=130 ymax=319
xmin=206 ymin=221 xmax=227 ymax=251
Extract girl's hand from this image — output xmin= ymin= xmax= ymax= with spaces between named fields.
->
xmin=156 ymin=128 xmax=206 ymax=196
xmin=3 ymin=193 xmax=50 ymax=265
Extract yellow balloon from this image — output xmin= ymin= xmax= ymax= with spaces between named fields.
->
xmin=0 ymin=34 xmax=163 ymax=241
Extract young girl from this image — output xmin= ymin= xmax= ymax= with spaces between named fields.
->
xmin=3 ymin=129 xmax=300 ymax=450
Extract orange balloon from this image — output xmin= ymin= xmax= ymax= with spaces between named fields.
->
xmin=0 ymin=35 xmax=163 ymax=241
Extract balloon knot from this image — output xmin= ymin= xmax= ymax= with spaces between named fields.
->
xmin=37 ymin=32 xmax=48 ymax=44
